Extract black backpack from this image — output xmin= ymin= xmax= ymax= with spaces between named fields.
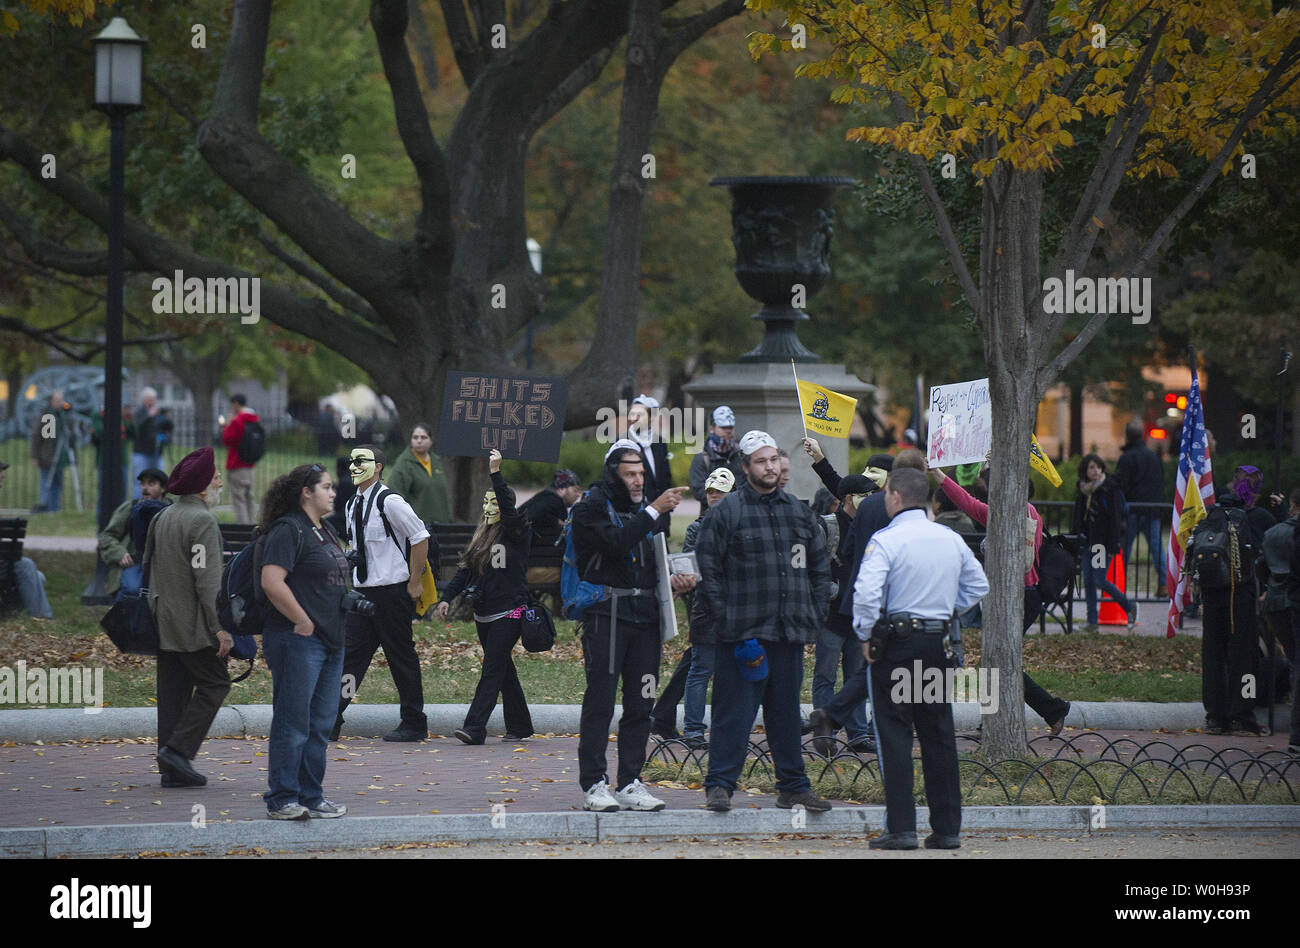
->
xmin=1036 ymin=534 xmax=1078 ymax=604
xmin=216 ymin=516 xmax=305 ymax=638
xmin=1189 ymin=505 xmax=1255 ymax=590
xmin=238 ymin=419 xmax=267 ymax=464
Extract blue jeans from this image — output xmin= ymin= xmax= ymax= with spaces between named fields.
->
xmin=1081 ymin=551 xmax=1133 ymax=625
xmin=38 ymin=466 xmax=63 ymax=512
xmin=131 ymin=453 xmax=159 ymax=499
xmin=263 ymin=629 xmax=345 ymax=810
xmin=813 ymin=626 xmax=870 ymax=741
xmin=683 ymin=644 xmax=717 ymax=738
xmin=705 ymin=640 xmax=810 ymax=795
xmin=14 ymin=557 xmax=53 ymax=619
xmin=115 ymin=564 xmax=143 ymax=602
xmin=1124 ymin=514 xmax=1168 ymax=588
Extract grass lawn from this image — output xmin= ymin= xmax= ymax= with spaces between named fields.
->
xmin=0 ymin=551 xmax=1204 ymax=712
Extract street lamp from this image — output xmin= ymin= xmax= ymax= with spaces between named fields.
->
xmin=83 ymin=17 xmax=145 ymax=605
xmin=525 ymin=237 xmax=542 ymax=370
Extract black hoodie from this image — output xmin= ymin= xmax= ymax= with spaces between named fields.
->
xmin=571 ymin=457 xmax=668 ymax=625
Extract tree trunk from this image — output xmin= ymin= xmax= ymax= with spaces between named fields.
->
xmin=979 ymin=166 xmax=1043 ymax=761
xmin=1202 ymin=361 xmax=1239 ymax=453
xmin=1068 ymin=378 xmax=1084 ymax=458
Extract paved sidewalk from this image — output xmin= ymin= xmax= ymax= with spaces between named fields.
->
xmin=2 ymin=727 xmax=1295 ymax=830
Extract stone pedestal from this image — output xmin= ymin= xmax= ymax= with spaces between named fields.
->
xmin=684 ymin=363 xmax=874 ymax=502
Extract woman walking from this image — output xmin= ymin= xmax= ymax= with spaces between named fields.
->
xmin=259 ymin=463 xmax=351 ymax=820
xmin=439 ymin=449 xmax=535 ymax=744
xmin=1071 ymin=453 xmax=1137 ymax=633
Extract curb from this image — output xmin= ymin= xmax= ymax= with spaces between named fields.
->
xmin=3 ymin=805 xmax=1296 ymax=858
xmin=0 ymin=701 xmax=1234 ymax=742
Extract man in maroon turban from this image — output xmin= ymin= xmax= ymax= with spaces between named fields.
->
xmin=143 ymin=446 xmax=231 ymax=786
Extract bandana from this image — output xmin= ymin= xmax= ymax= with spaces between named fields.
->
xmin=704 ymin=432 xmax=734 ymax=462
xmin=349 ymin=450 xmax=378 ymax=486
xmin=1233 ymin=466 xmax=1262 ymax=506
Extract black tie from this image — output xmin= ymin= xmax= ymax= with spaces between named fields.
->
xmin=353 ymin=496 xmax=368 ymax=583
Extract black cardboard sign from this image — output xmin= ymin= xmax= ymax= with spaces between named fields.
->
xmin=435 ymin=371 xmax=568 ymax=462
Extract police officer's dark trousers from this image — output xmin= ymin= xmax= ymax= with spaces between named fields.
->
xmin=336 ymin=582 xmax=427 ymax=731
xmin=868 ymin=630 xmax=961 ymax=837
xmin=578 ymin=611 xmax=661 ymax=791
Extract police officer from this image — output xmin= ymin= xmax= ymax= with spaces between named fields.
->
xmin=854 ymin=467 xmax=988 ymax=850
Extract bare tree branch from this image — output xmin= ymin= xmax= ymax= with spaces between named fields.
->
xmin=210 ymin=0 xmax=272 ymax=126
xmin=255 ymin=231 xmax=382 ymax=323
xmin=522 ymin=45 xmax=617 ymax=141
xmin=440 ymin=0 xmax=484 ymax=85
xmin=0 ymin=191 xmax=138 ymax=275
xmin=407 ymin=0 xmax=441 ymax=90
xmin=659 ymin=0 xmax=746 ymax=69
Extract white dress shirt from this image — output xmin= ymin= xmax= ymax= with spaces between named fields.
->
xmin=346 ymin=480 xmax=431 ymax=588
xmin=852 ymin=508 xmax=988 ymax=640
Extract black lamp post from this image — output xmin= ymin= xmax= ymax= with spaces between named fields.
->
xmin=82 ymin=16 xmax=145 ymax=605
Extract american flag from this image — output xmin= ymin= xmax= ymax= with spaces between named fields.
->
xmin=1166 ymin=367 xmax=1214 ymax=638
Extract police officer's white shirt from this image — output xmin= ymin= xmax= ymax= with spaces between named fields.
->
xmin=346 ymin=480 xmax=431 ymax=588
xmin=853 ymin=508 xmax=989 ymax=640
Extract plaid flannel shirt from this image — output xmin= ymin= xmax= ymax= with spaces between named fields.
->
xmin=695 ymin=478 xmax=830 ymax=644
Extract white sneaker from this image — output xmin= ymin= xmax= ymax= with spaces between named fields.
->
xmin=613 ymin=779 xmax=666 ymax=812
xmin=583 ymin=779 xmax=620 ymax=812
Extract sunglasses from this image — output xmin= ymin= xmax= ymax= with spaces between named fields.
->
xmin=348 ymin=455 xmax=376 ymax=468
xmin=302 ymin=463 xmax=327 ymax=489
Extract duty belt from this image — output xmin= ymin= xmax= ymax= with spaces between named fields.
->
xmin=885 ymin=613 xmax=951 ymax=637
xmin=607 ymin=587 xmax=655 ymax=674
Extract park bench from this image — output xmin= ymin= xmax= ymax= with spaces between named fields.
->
xmin=218 ymin=522 xmax=258 ymax=564
xmin=0 ymin=518 xmax=28 ymax=617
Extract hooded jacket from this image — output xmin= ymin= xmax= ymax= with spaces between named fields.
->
xmin=571 ymin=456 xmax=667 ymax=626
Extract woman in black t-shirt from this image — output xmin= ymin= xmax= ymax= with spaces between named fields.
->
xmin=258 ymin=463 xmax=351 ymax=821
xmin=438 ymin=449 xmax=534 ymax=745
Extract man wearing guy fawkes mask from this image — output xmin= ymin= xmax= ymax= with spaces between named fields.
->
xmin=331 ymin=445 xmax=432 ymax=743
xmin=572 ymin=439 xmax=691 ymax=812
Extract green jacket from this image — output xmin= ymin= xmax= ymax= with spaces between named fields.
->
xmin=30 ymin=406 xmax=73 ymax=473
xmin=144 ymin=495 xmax=223 ymax=652
xmin=97 ymin=498 xmax=134 ymax=595
xmin=386 ymin=448 xmax=451 ymax=525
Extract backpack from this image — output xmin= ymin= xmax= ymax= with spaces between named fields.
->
xmin=1188 ymin=505 xmax=1255 ymax=590
xmin=128 ymin=499 xmax=169 ymax=559
xmin=1036 ymin=534 xmax=1078 ymax=605
xmin=216 ymin=516 xmax=305 ymax=638
xmin=237 ymin=418 xmax=267 ymax=464
xmin=560 ymin=491 xmax=640 ymax=621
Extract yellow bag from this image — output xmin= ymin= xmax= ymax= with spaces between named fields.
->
xmin=415 ymin=561 xmax=439 ymax=617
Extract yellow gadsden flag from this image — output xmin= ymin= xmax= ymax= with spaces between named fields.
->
xmin=796 ymin=380 xmax=857 ymax=439
xmin=414 ymin=561 xmax=439 ymax=617
xmin=1029 ymin=434 xmax=1063 ymax=488
xmin=1177 ymin=475 xmax=1208 ymax=549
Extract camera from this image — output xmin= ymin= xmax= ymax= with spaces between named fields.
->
xmin=345 ymin=549 xmax=365 ymax=570
xmin=341 ymin=590 xmax=376 ymax=617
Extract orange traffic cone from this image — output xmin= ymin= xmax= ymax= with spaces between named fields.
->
xmin=1098 ymin=551 xmax=1128 ymax=625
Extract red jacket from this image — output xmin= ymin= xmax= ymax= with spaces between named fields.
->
xmin=221 ymin=409 xmax=260 ymax=470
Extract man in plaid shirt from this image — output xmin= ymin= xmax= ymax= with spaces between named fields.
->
xmin=695 ymin=429 xmax=833 ymax=813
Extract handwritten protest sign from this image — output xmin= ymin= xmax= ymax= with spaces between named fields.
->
xmin=435 ymin=371 xmax=568 ymax=463
xmin=927 ymin=377 xmax=991 ymax=469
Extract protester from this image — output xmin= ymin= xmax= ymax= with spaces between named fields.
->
xmin=0 ymin=461 xmax=53 ymax=619
xmin=650 ymin=465 xmax=734 ymax=747
xmin=144 ymin=447 xmax=231 ymax=788
xmin=801 ymin=436 xmax=884 ymax=753
xmin=689 ymin=405 xmax=743 ymax=503
xmin=573 ymin=440 xmax=690 ymax=812
xmin=1260 ymin=488 xmax=1300 ymax=754
xmin=439 ymin=449 xmax=536 ymax=745
xmin=777 ymin=449 xmax=791 ymax=492
xmin=519 ymin=468 xmax=582 ymax=552
xmin=934 ymin=467 xmax=1071 ymax=734
xmin=626 ymin=395 xmax=672 ymax=504
xmin=29 ymin=389 xmax=72 ymax=514
xmin=932 ymin=488 xmax=977 ymax=534
xmin=97 ymin=468 xmax=169 ymax=601
xmin=1116 ymin=422 xmax=1169 ymax=596
xmin=258 ymin=463 xmax=351 ymax=820
xmin=386 ymin=422 xmax=452 ymax=527
xmin=855 ymin=467 xmax=989 ymax=850
xmin=1192 ymin=465 xmax=1275 ymax=735
xmin=696 ymin=429 xmax=832 ymax=813
xmin=333 ymin=446 xmax=431 ymax=742
xmin=221 ymin=394 xmax=261 ymax=523
xmin=131 ymin=387 xmax=171 ymax=499
xmin=1071 ymin=453 xmax=1136 ymax=633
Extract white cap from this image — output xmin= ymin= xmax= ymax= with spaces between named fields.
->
xmin=737 ymin=430 xmax=777 ymax=456
xmin=712 ymin=405 xmax=735 ymax=427
xmin=632 ymin=394 xmax=659 ymax=410
xmin=704 ymin=467 xmax=736 ymax=493
xmin=604 ymin=438 xmax=643 ymax=463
